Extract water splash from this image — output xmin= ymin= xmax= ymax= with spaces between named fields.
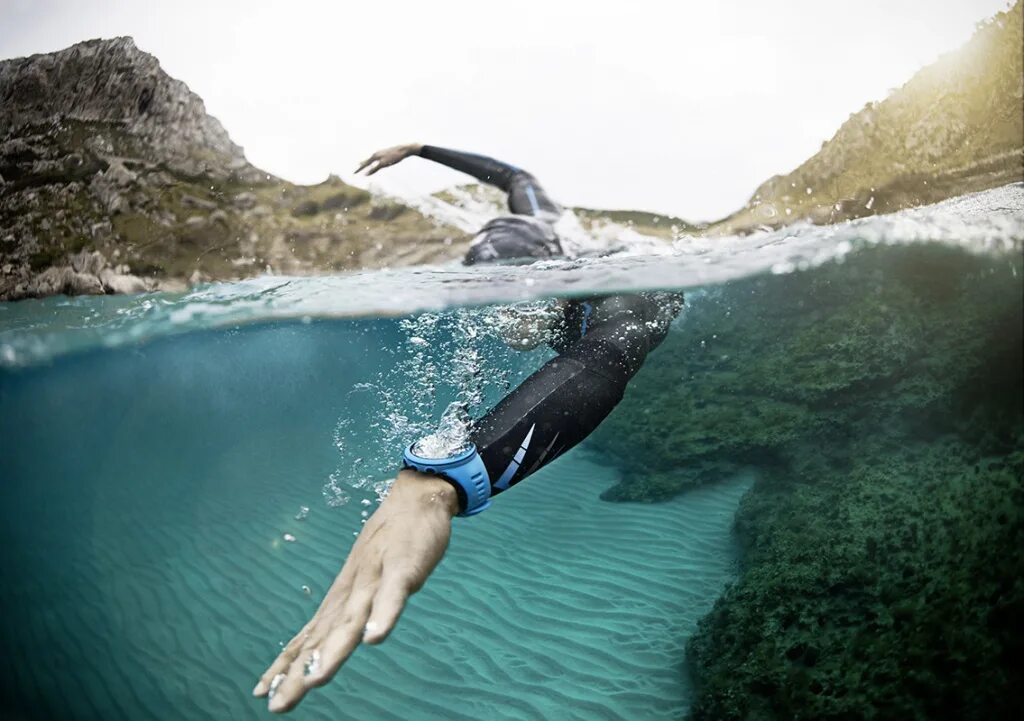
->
xmin=380 ymin=180 xmax=671 ymax=259
xmin=0 ymin=184 xmax=1021 ymax=370
xmin=320 ymin=306 xmax=534 ymax=503
xmin=411 ymin=402 xmax=473 ymax=459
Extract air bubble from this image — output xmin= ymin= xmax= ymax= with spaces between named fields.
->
xmin=304 ymin=650 xmax=321 ymax=676
xmin=268 ymin=673 xmax=286 ymax=699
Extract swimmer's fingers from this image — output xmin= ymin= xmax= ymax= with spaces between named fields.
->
xmin=355 ymin=155 xmax=379 ymax=175
xmin=303 ymin=598 xmax=371 ymax=687
xmin=253 ymin=562 xmax=358 ymax=699
xmin=253 ymin=619 xmax=315 ymax=697
xmin=362 ymin=569 xmax=414 ymax=645
xmin=356 ymin=150 xmax=393 ymax=175
xmin=356 ymin=145 xmax=417 ymax=176
xmin=269 ymin=588 xmax=376 ymax=712
xmin=268 ymin=644 xmax=314 ymax=713
xmin=364 ymin=158 xmax=391 ymax=176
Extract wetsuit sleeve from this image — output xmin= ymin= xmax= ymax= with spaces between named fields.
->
xmin=418 ymin=145 xmax=560 ymax=217
xmin=469 ymin=292 xmax=682 ymax=495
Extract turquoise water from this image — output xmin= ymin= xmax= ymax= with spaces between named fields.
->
xmin=1 ymin=185 xmax=1022 ymax=720
xmin=0 ymin=318 xmax=750 ymax=720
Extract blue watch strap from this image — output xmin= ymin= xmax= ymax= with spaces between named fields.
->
xmin=402 ymin=443 xmax=492 ymax=517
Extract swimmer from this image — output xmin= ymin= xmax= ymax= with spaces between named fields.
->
xmin=253 ymin=145 xmax=682 ymax=712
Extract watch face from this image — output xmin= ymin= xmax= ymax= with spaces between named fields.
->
xmin=411 ymin=434 xmax=472 ymax=460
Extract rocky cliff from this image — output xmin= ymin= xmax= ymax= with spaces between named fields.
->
xmin=0 ymin=37 xmax=468 ymax=300
xmin=707 ymin=1 xmax=1023 ymax=234
xmin=0 ymin=36 xmax=263 ymax=183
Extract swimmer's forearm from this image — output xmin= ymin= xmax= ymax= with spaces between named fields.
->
xmin=417 ymin=145 xmax=524 ymax=191
xmin=473 ymin=294 xmax=683 ymax=493
xmin=357 ymin=143 xmax=526 ymax=192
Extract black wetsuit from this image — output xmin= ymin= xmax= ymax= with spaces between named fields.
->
xmin=416 ymin=146 xmax=683 ymax=505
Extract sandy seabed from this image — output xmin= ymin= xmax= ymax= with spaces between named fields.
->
xmin=1 ymin=450 xmax=749 ymax=721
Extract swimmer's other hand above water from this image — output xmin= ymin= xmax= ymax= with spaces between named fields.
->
xmin=252 ymin=469 xmax=457 ymax=713
xmin=355 ymin=143 xmax=423 ymax=176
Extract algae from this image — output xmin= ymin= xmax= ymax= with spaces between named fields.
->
xmin=591 ymin=243 xmax=1023 ymax=718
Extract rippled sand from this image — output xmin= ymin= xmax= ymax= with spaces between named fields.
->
xmin=0 ymin=445 xmax=749 ymax=720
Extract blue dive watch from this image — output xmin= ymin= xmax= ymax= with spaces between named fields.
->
xmin=402 ymin=443 xmax=492 ymax=517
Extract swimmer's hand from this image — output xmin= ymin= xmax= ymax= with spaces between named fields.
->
xmin=253 ymin=469 xmax=457 ymax=712
xmin=355 ymin=143 xmax=423 ymax=176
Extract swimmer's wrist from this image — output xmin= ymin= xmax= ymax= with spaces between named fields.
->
xmin=392 ymin=469 xmax=459 ymax=518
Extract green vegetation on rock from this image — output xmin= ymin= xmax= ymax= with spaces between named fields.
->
xmin=572 ymin=207 xmax=700 ymax=240
xmin=687 ymin=437 xmax=1022 ymax=721
xmin=590 ymin=244 xmax=1024 ymax=718
xmin=0 ymin=40 xmax=468 ymax=300
xmin=708 ymin=1 xmax=1024 ymax=235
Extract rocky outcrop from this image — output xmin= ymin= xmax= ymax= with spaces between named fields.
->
xmin=24 ymin=248 xmax=152 ymax=297
xmin=0 ymin=38 xmax=468 ymax=301
xmin=0 ymin=37 xmax=261 ymax=182
xmin=706 ymin=0 xmax=1024 ymax=234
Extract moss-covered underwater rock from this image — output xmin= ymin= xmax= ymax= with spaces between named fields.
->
xmin=591 ymin=242 xmax=1023 ymax=718
xmin=687 ymin=434 xmax=1023 ymax=721
xmin=595 ymin=244 xmax=1020 ymax=498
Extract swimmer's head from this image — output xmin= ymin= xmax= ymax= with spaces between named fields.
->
xmin=462 ymin=217 xmax=564 ymax=266
xmin=463 ymin=235 xmax=562 ymax=266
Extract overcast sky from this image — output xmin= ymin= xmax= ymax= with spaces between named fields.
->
xmin=1 ymin=0 xmax=1011 ymax=220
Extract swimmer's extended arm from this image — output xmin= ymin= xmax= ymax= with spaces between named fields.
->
xmin=254 ymin=469 xmax=457 ymax=713
xmin=254 ymin=293 xmax=680 ymax=711
xmin=356 ymin=143 xmax=560 ymax=217
xmin=416 ymin=146 xmax=527 ymax=192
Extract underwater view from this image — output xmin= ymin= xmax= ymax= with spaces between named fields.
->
xmin=1 ymin=184 xmax=1022 ymax=720
xmin=2 ymin=2 xmax=1024 ymax=719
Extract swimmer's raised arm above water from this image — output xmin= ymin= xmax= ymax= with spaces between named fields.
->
xmin=254 ymin=145 xmax=682 ymax=713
